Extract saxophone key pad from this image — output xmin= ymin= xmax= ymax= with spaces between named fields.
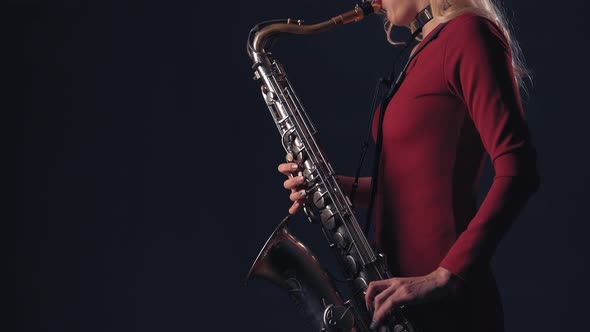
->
xmin=290 ymin=145 xmax=306 ymax=162
xmin=319 ymin=205 xmax=338 ymax=229
xmin=322 ymin=304 xmax=355 ymax=332
xmin=312 ymin=186 xmax=329 ymax=208
xmin=333 ymin=231 xmax=348 ymax=249
xmin=302 ymin=161 xmax=317 ymax=182
xmin=353 ymin=276 xmax=368 ymax=291
xmin=293 ymin=136 xmax=304 ymax=147
xmin=344 ymin=255 xmax=358 ymax=275
xmin=303 ymin=205 xmax=319 ymax=224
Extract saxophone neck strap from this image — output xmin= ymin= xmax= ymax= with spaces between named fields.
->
xmin=392 ymin=20 xmax=448 ymax=87
xmin=414 ymin=5 xmax=434 ymax=31
xmin=383 ymin=5 xmax=439 ymax=87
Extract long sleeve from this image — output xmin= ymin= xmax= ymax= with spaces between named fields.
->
xmin=437 ymin=16 xmax=540 ymax=281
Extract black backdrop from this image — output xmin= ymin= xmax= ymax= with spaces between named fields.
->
xmin=6 ymin=0 xmax=589 ymax=331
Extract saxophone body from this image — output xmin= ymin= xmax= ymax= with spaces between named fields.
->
xmin=245 ymin=3 xmax=418 ymax=331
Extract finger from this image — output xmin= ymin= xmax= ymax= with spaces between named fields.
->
xmin=289 ymin=189 xmax=307 ymax=202
xmin=373 ymin=285 xmax=398 ymax=313
xmin=288 ymin=201 xmax=301 ymax=215
xmin=371 ymin=296 xmax=402 ymax=330
xmin=283 ymin=175 xmax=306 ymax=190
xmin=278 ymin=163 xmax=299 ymax=176
xmin=365 ymin=280 xmax=389 ymax=310
xmin=372 ymin=278 xmax=401 ymax=311
xmin=372 ymin=287 xmax=416 ymax=329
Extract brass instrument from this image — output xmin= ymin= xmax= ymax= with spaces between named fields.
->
xmin=245 ymin=2 xmax=418 ymax=331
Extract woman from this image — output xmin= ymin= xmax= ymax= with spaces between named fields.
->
xmin=277 ymin=0 xmax=540 ymax=331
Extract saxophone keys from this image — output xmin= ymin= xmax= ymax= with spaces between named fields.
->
xmin=285 ymin=152 xmax=295 ymax=162
xmin=320 ymin=205 xmax=338 ymax=229
xmin=353 ymin=277 xmax=368 ymax=293
xmin=286 ymin=146 xmax=306 ymax=163
xmin=393 ymin=324 xmax=407 ymax=332
xmin=312 ymin=187 xmax=329 ymax=208
xmin=343 ymin=255 xmax=358 ymax=275
xmin=303 ymin=204 xmax=319 ymax=224
xmin=293 ymin=147 xmax=307 ymax=162
xmin=333 ymin=231 xmax=348 ymax=249
xmin=322 ymin=304 xmax=355 ymax=332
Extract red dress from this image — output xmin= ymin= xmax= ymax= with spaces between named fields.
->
xmin=372 ymin=13 xmax=540 ymax=332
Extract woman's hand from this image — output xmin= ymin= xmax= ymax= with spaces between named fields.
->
xmin=364 ymin=267 xmax=461 ymax=329
xmin=277 ymin=162 xmax=307 ymax=215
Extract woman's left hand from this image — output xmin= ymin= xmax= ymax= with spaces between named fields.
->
xmin=364 ymin=267 xmax=461 ymax=329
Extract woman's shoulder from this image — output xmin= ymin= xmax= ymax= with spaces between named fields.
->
xmin=440 ymin=11 xmax=509 ymax=51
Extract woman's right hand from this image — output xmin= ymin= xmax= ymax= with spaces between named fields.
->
xmin=278 ymin=162 xmax=307 ymax=215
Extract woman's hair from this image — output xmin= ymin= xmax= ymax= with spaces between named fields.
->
xmin=384 ymin=0 xmax=531 ymax=93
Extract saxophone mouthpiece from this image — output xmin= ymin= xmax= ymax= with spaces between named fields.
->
xmin=362 ymin=1 xmax=382 ymax=15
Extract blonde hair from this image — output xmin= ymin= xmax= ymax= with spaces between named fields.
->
xmin=383 ymin=0 xmax=531 ymax=93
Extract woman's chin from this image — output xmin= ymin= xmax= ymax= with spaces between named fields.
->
xmin=387 ymin=13 xmax=414 ymax=27
xmin=390 ymin=19 xmax=413 ymax=28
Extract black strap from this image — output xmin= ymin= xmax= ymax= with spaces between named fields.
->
xmin=414 ymin=5 xmax=435 ymax=33
xmin=363 ymin=22 xmax=448 ymax=237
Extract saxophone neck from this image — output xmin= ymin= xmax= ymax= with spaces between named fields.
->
xmin=249 ymin=2 xmax=382 ymax=56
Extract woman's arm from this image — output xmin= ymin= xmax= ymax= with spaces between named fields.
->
xmin=438 ymin=15 xmax=540 ymax=281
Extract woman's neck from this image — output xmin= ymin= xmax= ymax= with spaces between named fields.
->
xmin=409 ymin=17 xmax=440 ymax=57
xmin=421 ymin=17 xmax=440 ymax=39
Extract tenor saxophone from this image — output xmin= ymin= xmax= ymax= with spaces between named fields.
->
xmin=245 ymin=2 xmax=418 ymax=331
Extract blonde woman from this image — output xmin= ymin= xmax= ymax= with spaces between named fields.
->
xmin=278 ymin=0 xmax=540 ymax=330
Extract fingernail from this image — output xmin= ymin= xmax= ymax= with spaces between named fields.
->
xmin=298 ymin=190 xmax=306 ymax=197
xmin=291 ymin=164 xmax=298 ymax=170
xmin=297 ymin=176 xmax=305 ymax=183
xmin=369 ymin=321 xmax=378 ymax=329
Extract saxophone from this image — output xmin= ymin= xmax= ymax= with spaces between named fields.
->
xmin=245 ymin=2 xmax=417 ymax=331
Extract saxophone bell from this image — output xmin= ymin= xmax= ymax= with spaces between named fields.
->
xmin=245 ymin=216 xmax=355 ymax=331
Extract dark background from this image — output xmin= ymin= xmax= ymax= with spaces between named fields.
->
xmin=6 ymin=0 xmax=589 ymax=331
